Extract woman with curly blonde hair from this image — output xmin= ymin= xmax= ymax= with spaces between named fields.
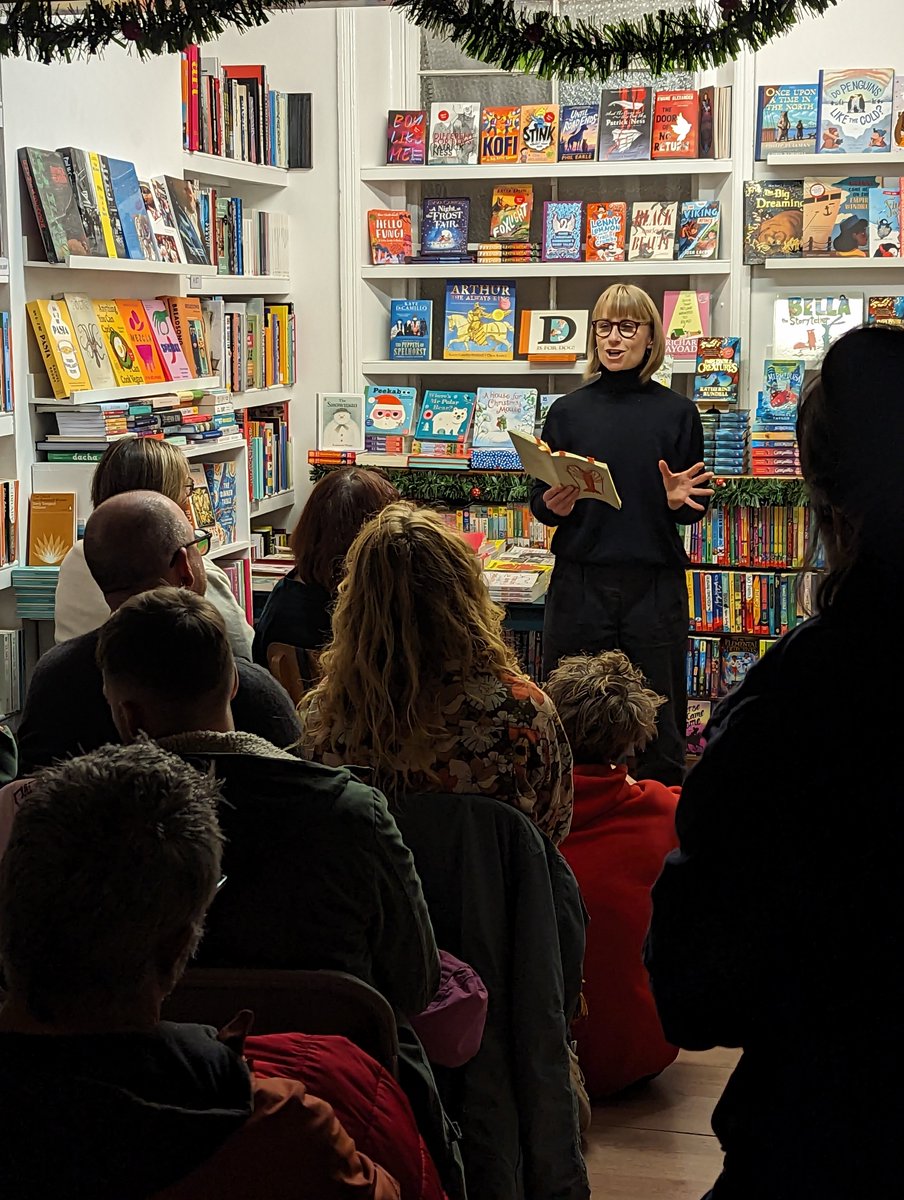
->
xmin=298 ymin=502 xmax=573 ymax=845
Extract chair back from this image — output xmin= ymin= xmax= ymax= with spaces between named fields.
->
xmin=266 ymin=642 xmax=307 ymax=705
xmin=164 ymin=967 xmax=399 ymax=1076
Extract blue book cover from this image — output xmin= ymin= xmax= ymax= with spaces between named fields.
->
xmin=757 ymin=359 xmax=804 ymax=423
xmin=414 ymin=390 xmax=476 ymax=442
xmin=364 ymin=385 xmax=418 ymax=437
xmin=755 ymin=84 xmax=819 ymax=159
xmin=542 ymin=201 xmax=583 ymax=261
xmin=389 ymin=299 xmax=432 ymax=360
xmin=107 ymin=158 xmax=158 ymax=261
xmin=443 ymin=280 xmax=515 ymax=360
xmin=472 ymin=387 xmax=538 ymax=448
xmin=868 ymin=186 xmax=900 ymax=256
xmin=558 ymin=105 xmax=600 ymax=161
xmin=421 ymin=197 xmax=470 ymax=255
xmin=693 ymin=337 xmax=742 ymax=404
xmin=817 ymin=68 xmax=894 ymax=154
xmin=676 ymin=200 xmax=720 ymax=259
xmin=536 ymin=392 xmax=563 ymax=435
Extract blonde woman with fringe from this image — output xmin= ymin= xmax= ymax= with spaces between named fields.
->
xmin=529 ymin=283 xmax=713 ymax=786
xmin=298 ymin=503 xmax=573 ymax=846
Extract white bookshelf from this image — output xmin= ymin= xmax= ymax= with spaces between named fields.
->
xmin=362 ymin=260 xmax=734 ymax=280
xmin=183 ymin=151 xmax=290 ymax=189
xmin=187 ymin=274 xmax=292 ymax=295
xmin=765 ymin=149 xmax=904 ymax=169
xmin=251 ymin=489 xmax=295 ymax=516
xmin=232 ymin=384 xmax=294 ymax=410
xmin=0 ymin=413 xmax=13 ymax=438
xmin=763 ymin=258 xmax=904 ymax=271
xmin=183 ymin=437 xmax=246 ymax=459
xmin=0 ymin=565 xmax=12 ymax=593
xmin=28 ymin=375 xmax=222 ymax=406
xmin=361 ymin=160 xmax=734 ymax=183
xmin=361 ymin=358 xmax=696 ymax=376
xmin=209 ymin=537 xmax=252 ymax=561
xmin=24 ymin=253 xmax=218 ymax=278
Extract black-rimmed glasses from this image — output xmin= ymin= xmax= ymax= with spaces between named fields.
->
xmin=593 ymin=319 xmax=648 ymax=340
xmin=170 ymin=528 xmax=211 ymax=566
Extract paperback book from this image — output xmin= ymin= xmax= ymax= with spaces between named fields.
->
xmin=802 ymin=175 xmax=878 ymax=257
xmin=317 ymin=392 xmax=365 ymax=451
xmin=558 ymin=104 xmax=600 ymax=161
xmin=816 ymin=68 xmax=894 ymax=154
xmin=368 ymin=209 xmax=412 ymax=265
xmin=489 ymin=186 xmax=533 ymax=242
xmin=108 ymin=158 xmax=158 ymax=261
xmin=536 ymin=393 xmax=563 ymax=435
xmin=509 ymin=431 xmax=621 ymax=509
xmin=599 ymin=87 xmax=652 ymax=160
xmin=58 ymin=292 xmax=117 ymax=389
xmin=542 ymin=201 xmax=583 ymax=261
xmin=742 ymin=180 xmax=803 ymax=264
xmin=773 ymin=294 xmax=864 ymax=362
xmin=894 ymin=80 xmax=904 ymax=149
xmin=585 ymin=201 xmax=627 ymax=262
xmin=868 ymin=186 xmax=900 ymax=257
xmin=143 ymin=300 xmax=195 ymax=380
xmin=867 ymin=295 xmax=904 ymax=326
xmin=444 ymin=280 xmax=516 ymax=360
xmin=628 ymin=200 xmax=677 ymax=260
xmin=389 ymin=299 xmax=432 ymax=360
xmin=115 ymin=300 xmax=168 ymax=384
xmin=414 ymin=390 xmax=476 ymax=442
xmin=364 ymin=385 xmax=418 ymax=438
xmin=26 ymin=299 xmax=91 ymax=399
xmin=92 ymin=299 xmax=146 ymax=387
xmin=141 ymin=178 xmax=185 ymax=263
xmin=676 ymin=200 xmax=720 ymax=259
xmin=662 ymin=290 xmax=711 ymax=361
xmin=421 ymin=197 xmax=470 ymax=256
xmin=386 ymin=110 xmax=427 ymax=165
xmin=755 ymin=84 xmax=819 ymax=158
xmin=757 ymin=359 xmax=805 ymax=424
xmin=693 ymin=337 xmax=741 ymax=404
xmin=428 ymin=102 xmax=480 ymax=165
xmin=56 ymin=147 xmax=107 ymax=258
xmin=651 ymin=90 xmax=699 ymax=159
xmin=519 ymin=105 xmax=559 ymax=163
xmin=480 ymin=106 xmax=521 ymax=163
xmin=19 ymin=148 xmax=89 ymax=263
xmin=160 ymin=176 xmax=209 ymax=266
xmin=472 ymin=387 xmax=538 ymax=447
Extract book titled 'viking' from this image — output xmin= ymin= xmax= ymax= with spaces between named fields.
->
xmin=599 ymin=88 xmax=652 ymax=160
xmin=19 ymin=147 xmax=89 ymax=263
xmin=677 ymin=200 xmax=720 ymax=259
xmin=368 ymin=209 xmax=412 ymax=265
xmin=386 ymin=110 xmax=427 ymax=165
xmin=444 ymin=280 xmax=516 ymax=361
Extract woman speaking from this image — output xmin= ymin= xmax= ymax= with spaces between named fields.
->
xmin=530 ymin=284 xmax=712 ymax=785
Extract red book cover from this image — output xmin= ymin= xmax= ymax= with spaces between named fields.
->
xmin=368 ymin=209 xmax=412 ymax=265
xmin=188 ymin=45 xmax=201 ymax=153
xmin=651 ymin=90 xmax=699 ymax=159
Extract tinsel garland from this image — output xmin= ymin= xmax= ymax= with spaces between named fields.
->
xmin=391 ymin=0 xmax=837 ymax=79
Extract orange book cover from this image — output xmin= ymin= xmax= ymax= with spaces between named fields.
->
xmin=585 ymin=202 xmax=627 ymax=262
xmin=651 ymin=90 xmax=699 ymax=159
xmin=368 ymin=209 xmax=412 ymax=265
xmin=115 ymin=300 xmax=168 ymax=383
xmin=27 ymin=492 xmax=76 ymax=566
xmin=161 ymin=296 xmax=212 ymax=377
xmin=480 ymin=107 xmax=521 ymax=163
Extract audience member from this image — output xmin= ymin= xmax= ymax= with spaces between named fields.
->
xmin=299 ymin=503 xmax=574 ymax=845
xmin=54 ymin=435 xmax=253 ymax=659
xmin=0 ymin=743 xmax=398 ymax=1199
xmin=645 ymin=324 xmax=904 ymax=1198
xmin=15 ymin=493 xmax=299 ymax=775
xmin=545 ymin=651 xmax=679 ymax=1098
xmin=253 ymin=467 xmax=399 ymax=669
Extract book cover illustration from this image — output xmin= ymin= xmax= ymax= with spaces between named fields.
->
xmin=755 ymin=84 xmax=819 ymax=159
xmin=509 ymin=431 xmax=621 ymax=508
xmin=188 ymin=463 xmax=217 ymax=534
xmin=585 ymin=201 xmax=627 ymax=262
xmin=364 ymin=385 xmax=418 ymax=437
xmin=817 ymin=68 xmax=894 ymax=154
xmin=693 ymin=337 xmax=741 ymax=404
xmin=56 ymin=147 xmax=107 ymax=257
xmin=387 ymin=110 xmax=427 ymax=165
xmin=489 ymin=185 xmax=533 ymax=242
xmin=757 ymin=359 xmax=805 ymax=423
xmin=421 ymin=197 xmax=470 ymax=255
xmin=773 ymin=294 xmax=864 ymax=362
xmin=651 ymin=90 xmax=699 ymax=159
xmin=443 ymin=280 xmax=516 ymax=361
xmin=26 ymin=299 xmax=92 ymax=399
xmin=542 ymin=201 xmax=583 ymax=261
xmin=742 ymin=180 xmax=803 ymax=264
xmin=161 ymin=176 xmax=210 ymax=266
xmin=164 ymin=297 xmax=212 ymax=377
xmin=107 ymin=158 xmax=159 ymax=261
xmin=472 ymin=387 xmax=538 ymax=447
xmin=720 ymin=636 xmax=761 ymax=692
xmin=480 ymin=106 xmax=521 ymax=163
xmin=869 ymin=187 xmax=900 ymax=257
xmin=59 ymin=292 xmax=117 ymax=389
xmin=92 ymin=299 xmax=146 ymax=387
xmin=19 ymin=147 xmax=89 ymax=263
xmin=368 ymin=209 xmax=413 ymax=265
xmin=520 ymin=310 xmax=588 ymax=358
xmin=519 ymin=105 xmax=558 ymax=163
xmin=317 ymin=393 xmax=365 ymax=451
xmin=686 ymin=699 xmax=711 ymax=755
xmin=599 ymin=87 xmax=652 ymax=160
xmin=115 ymin=300 xmax=168 ymax=384
xmin=389 ymin=299 xmax=432 ymax=360
xmin=802 ymin=175 xmax=878 ymax=257
xmin=698 ymin=86 xmax=715 ymax=158
xmin=663 ymin=290 xmax=711 ymax=361
xmin=536 ymin=393 xmax=563 ymax=435
xmin=628 ymin=200 xmax=677 ymax=261
xmin=558 ymin=104 xmax=600 ymax=161
xmin=894 ymin=79 xmax=904 ymax=149
xmin=204 ymin=461 xmax=238 ymax=547
xmin=676 ymin=200 xmax=720 ymax=259
xmin=142 ymin=300 xmax=195 ymax=380
xmin=428 ymin=102 xmax=480 ymax=165
xmin=27 ymin=493 xmax=76 ymax=567
xmin=97 ymin=156 xmax=129 ymax=258
xmin=414 ymin=390 xmax=476 ymax=442
xmin=867 ymin=295 xmax=904 ymax=326
xmin=140 ymin=179 xmax=185 ymax=263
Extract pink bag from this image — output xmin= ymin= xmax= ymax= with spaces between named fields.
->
xmin=410 ymin=950 xmax=488 ymax=1069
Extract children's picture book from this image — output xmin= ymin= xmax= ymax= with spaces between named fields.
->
xmin=27 ymin=493 xmax=77 ymax=566
xmin=368 ymin=208 xmax=412 ymax=265
xmin=585 ymin=201 xmax=627 ymax=262
xmin=107 ymin=158 xmax=158 ymax=261
xmin=317 ymin=392 xmax=365 ymax=451
xmin=686 ymin=699 xmax=711 ymax=755
xmin=542 ymin=201 xmax=583 ymax=261
xmin=389 ymin=299 xmax=432 ymax=360
xmin=58 ymin=292 xmax=117 ymax=389
xmin=519 ymin=104 xmax=559 ymax=163
xmin=867 ymin=295 xmax=904 ymax=326
xmin=472 ymin=387 xmax=538 ymax=447
xmin=742 ymin=180 xmax=803 ymax=264
xmin=56 ymin=147 xmax=107 ymax=258
xmin=868 ymin=186 xmax=900 ymax=257
xmin=140 ymin=178 xmax=185 ymax=263
xmin=720 ymin=637 xmax=761 ymax=692
xmin=386 ymin=110 xmax=427 ymax=165
xmin=414 ymin=390 xmax=476 ymax=442
xmin=599 ymin=87 xmax=652 ymax=160
xmin=628 ymin=200 xmax=677 ymax=260
xmin=479 ymin=106 xmax=521 ymax=163
xmin=115 ymin=300 xmax=168 ymax=384
xmin=421 ymin=197 xmax=470 ymax=256
xmin=26 ymin=299 xmax=92 ymax=399
xmin=558 ymin=104 xmax=600 ymax=161
xmin=757 ymin=359 xmax=805 ymax=424
xmin=509 ymin=431 xmax=622 ymax=509
xmin=519 ymin=310 xmax=588 ymax=358
xmin=817 ymin=68 xmax=894 ymax=154
xmin=364 ymin=385 xmax=418 ymax=438
xmin=489 ymin=185 xmax=533 ymax=242
xmin=773 ymin=294 xmax=864 ymax=362
xmin=204 ymin=461 xmax=238 ymax=547
xmin=92 ymin=299 xmax=146 ymax=387
xmin=160 ymin=176 xmax=209 ymax=266
xmin=18 ymin=147 xmax=89 ymax=263
xmin=662 ymin=290 xmax=711 ymax=361
xmin=800 ymin=176 xmax=875 ymax=257
xmin=651 ymin=90 xmax=699 ymax=159
xmin=693 ymin=337 xmax=741 ymax=404
xmin=755 ymin=84 xmax=819 ymax=159
xmin=536 ymin=393 xmax=563 ymax=435
xmin=444 ymin=280 xmax=516 ymax=360
xmin=142 ymin=299 xmax=195 ymax=381
xmin=676 ymin=200 xmax=720 ymax=259
xmin=428 ymin=102 xmax=480 ymax=165
xmin=894 ymin=80 xmax=904 ymax=149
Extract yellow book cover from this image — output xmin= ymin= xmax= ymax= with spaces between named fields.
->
xmin=88 ymin=152 xmax=117 ymax=257
xmin=27 ymin=492 xmax=77 ymax=566
xmin=115 ymin=300 xmax=168 ymax=384
xmin=26 ymin=299 xmax=92 ymax=400
xmin=92 ymin=299 xmax=146 ymax=386
xmin=269 ymin=304 xmax=291 ymax=385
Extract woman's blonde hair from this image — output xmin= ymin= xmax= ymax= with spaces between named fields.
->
xmin=298 ymin=502 xmax=521 ymax=796
xmin=585 ymin=283 xmax=665 ymax=383
xmin=91 ymin=436 xmax=188 ymax=508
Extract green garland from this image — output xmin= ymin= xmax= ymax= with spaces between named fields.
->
xmin=391 ymin=0 xmax=837 ymax=79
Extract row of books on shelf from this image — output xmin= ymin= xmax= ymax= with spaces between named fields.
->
xmin=369 ymin=196 xmax=721 ymax=265
xmin=219 ymin=558 xmax=254 ymax=623
xmin=687 ymin=569 xmax=803 ymax=637
xmin=10 ymin=566 xmax=60 ymax=622
xmin=1 ymin=314 xmax=12 ymax=414
xmin=181 ymin=48 xmax=311 ymax=168
xmin=0 ymin=481 xmax=18 ymax=567
xmin=687 ymin=638 xmax=778 ymax=708
xmin=755 ymin=70 xmax=904 ymax=158
xmin=37 ymin=390 xmax=241 ymax=455
xmin=244 ymin=406 xmax=292 ymax=502
xmin=438 ymin=505 xmax=552 ymax=550
xmin=502 ymin=628 xmax=545 ymax=683
xmin=387 ymin=89 xmax=732 ymax=166
xmin=683 ymin=505 xmax=814 ymax=568
xmin=186 ymin=462 xmax=240 ymax=549
xmin=193 ymin=189 xmax=289 ymax=276
xmin=0 ymin=629 xmax=24 ymax=720
xmin=210 ymin=297 xmax=296 ymax=393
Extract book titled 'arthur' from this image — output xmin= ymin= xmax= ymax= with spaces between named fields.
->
xmin=444 ymin=280 xmax=516 ymax=360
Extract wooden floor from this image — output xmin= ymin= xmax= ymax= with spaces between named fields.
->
xmin=584 ymin=1048 xmax=739 ymax=1198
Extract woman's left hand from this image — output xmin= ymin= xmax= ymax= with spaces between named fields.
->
xmin=658 ymin=460 xmax=714 ymax=512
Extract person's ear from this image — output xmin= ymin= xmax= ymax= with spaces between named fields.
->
xmin=168 ymin=546 xmax=195 ymax=590
xmin=105 ymin=693 xmax=144 ymax=743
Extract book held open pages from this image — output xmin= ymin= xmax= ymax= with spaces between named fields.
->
xmin=509 ymin=430 xmax=622 ymax=510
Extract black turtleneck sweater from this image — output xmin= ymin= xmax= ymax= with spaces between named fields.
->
xmin=529 ymin=367 xmax=708 ymax=569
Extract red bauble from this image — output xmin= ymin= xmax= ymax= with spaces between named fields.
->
xmin=470 ymin=486 xmax=482 ymax=500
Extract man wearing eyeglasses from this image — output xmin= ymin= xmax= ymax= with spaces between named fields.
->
xmin=15 ymin=491 xmax=301 ymax=776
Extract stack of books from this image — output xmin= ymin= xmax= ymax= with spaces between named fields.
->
xmin=752 ymin=359 xmax=803 ymax=477
xmin=12 ymin=566 xmax=60 ymax=621
xmin=482 ymin=544 xmax=554 ymax=604
xmin=700 ymin=411 xmax=749 ymax=476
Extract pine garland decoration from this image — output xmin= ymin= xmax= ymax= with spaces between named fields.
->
xmin=390 ymin=0 xmax=837 ymax=79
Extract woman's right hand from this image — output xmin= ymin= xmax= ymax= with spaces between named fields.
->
xmin=542 ymin=485 xmax=580 ymax=517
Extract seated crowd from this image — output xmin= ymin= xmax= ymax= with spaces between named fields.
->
xmin=2 ymin=325 xmax=899 ymax=1198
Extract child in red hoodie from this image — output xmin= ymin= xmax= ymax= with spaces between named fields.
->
xmin=546 ymin=650 xmax=680 ymax=1099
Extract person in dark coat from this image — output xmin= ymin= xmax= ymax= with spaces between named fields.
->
xmin=645 ymin=324 xmax=904 ymax=1199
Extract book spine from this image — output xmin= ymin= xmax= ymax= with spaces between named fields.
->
xmin=88 ymin=153 xmax=117 ymax=257
xmin=98 ymin=157 xmax=127 ymax=258
xmin=18 ymin=150 xmax=63 ymax=264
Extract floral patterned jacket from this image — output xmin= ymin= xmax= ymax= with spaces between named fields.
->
xmin=301 ymin=668 xmax=574 ymax=846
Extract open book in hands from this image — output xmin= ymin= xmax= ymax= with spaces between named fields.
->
xmin=509 ymin=430 xmax=622 ymax=510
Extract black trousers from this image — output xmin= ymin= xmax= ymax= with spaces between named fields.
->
xmin=542 ymin=560 xmax=688 ymax=786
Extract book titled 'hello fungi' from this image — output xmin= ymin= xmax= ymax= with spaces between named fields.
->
xmin=508 ymin=430 xmax=622 ymax=509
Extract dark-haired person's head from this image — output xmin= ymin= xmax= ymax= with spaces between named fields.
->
xmin=0 ymin=742 xmax=222 ymax=1030
xmin=83 ymin=491 xmax=208 ymax=609
xmin=97 ymin=587 xmax=237 ymax=742
xmin=798 ymin=323 xmax=904 ymax=608
xmin=289 ymin=467 xmax=399 ymax=591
